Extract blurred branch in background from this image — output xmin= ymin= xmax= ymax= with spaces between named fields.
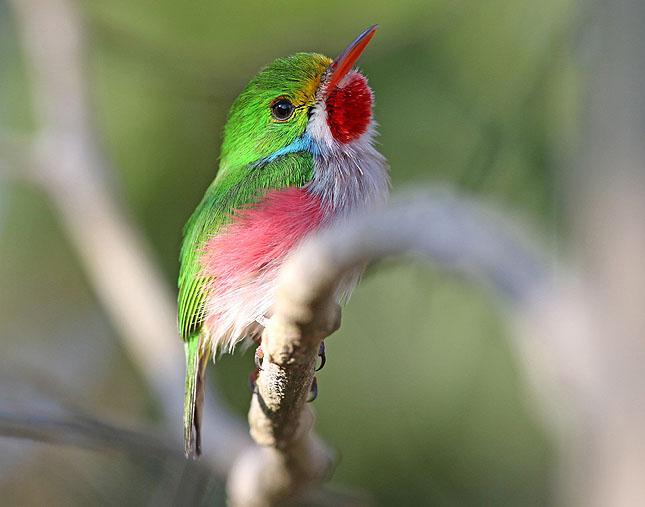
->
xmin=7 ymin=0 xmax=249 ymax=477
xmin=0 ymin=373 xmax=181 ymax=458
xmin=533 ymin=0 xmax=645 ymax=505
xmin=0 ymin=135 xmax=33 ymax=181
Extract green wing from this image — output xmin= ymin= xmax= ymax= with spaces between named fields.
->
xmin=183 ymin=331 xmax=208 ymax=457
xmin=178 ymin=151 xmax=315 ymax=341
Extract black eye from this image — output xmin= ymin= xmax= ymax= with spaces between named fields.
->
xmin=271 ymin=98 xmax=295 ymax=121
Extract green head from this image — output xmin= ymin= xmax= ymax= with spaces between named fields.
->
xmin=219 ymin=25 xmax=379 ymax=172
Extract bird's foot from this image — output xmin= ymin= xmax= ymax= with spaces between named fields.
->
xmin=307 ymin=342 xmax=325 ymax=401
xmin=251 ymin=338 xmax=324 ymax=400
xmin=316 ymin=341 xmax=326 ymax=371
xmin=249 ymin=343 xmax=264 ymax=393
xmin=307 ymin=376 xmax=318 ymax=402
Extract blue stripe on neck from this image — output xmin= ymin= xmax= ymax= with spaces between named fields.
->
xmin=254 ymin=133 xmax=319 ymax=167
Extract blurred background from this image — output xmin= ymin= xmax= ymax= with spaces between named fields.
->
xmin=0 ymin=0 xmax=581 ymax=505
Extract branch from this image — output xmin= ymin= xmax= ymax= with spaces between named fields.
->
xmin=227 ymin=191 xmax=550 ymax=506
xmin=9 ymin=0 xmax=249 ymax=476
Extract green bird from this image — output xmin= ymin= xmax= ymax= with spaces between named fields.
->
xmin=179 ymin=25 xmax=389 ymax=458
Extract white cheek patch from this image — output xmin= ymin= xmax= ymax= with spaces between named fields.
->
xmin=307 ymin=97 xmax=335 ymax=152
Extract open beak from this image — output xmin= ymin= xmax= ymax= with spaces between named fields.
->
xmin=325 ymin=24 xmax=378 ymax=95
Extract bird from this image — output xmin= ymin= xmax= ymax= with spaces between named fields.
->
xmin=179 ymin=25 xmax=389 ymax=458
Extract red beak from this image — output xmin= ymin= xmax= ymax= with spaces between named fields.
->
xmin=325 ymin=25 xmax=378 ymax=95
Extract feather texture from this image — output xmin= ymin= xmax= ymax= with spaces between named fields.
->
xmin=183 ymin=332 xmax=209 ymax=458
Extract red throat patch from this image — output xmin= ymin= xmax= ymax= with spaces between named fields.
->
xmin=325 ymin=73 xmax=372 ymax=144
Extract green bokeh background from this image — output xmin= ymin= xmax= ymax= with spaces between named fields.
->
xmin=0 ymin=0 xmax=577 ymax=505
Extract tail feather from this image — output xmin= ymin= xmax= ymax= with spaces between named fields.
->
xmin=183 ymin=333 xmax=209 ymax=458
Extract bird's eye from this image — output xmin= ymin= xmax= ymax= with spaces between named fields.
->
xmin=270 ymin=98 xmax=295 ymax=121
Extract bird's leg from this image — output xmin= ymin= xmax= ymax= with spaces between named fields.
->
xmin=248 ymin=344 xmax=262 ymax=393
xmin=316 ymin=341 xmax=326 ymax=371
xmin=254 ymin=344 xmax=264 ymax=370
xmin=247 ymin=315 xmax=270 ymax=392
xmin=306 ymin=342 xmax=326 ymax=401
xmin=253 ymin=315 xmax=269 ymax=370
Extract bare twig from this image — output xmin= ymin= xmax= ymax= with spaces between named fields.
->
xmin=9 ymin=0 xmax=249 ymax=476
xmin=0 ymin=410 xmax=181 ymax=459
xmin=0 ymin=373 xmax=183 ymax=459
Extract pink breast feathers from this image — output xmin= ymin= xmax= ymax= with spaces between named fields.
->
xmin=198 ymin=187 xmax=325 ymax=347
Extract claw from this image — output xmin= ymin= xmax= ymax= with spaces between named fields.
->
xmin=315 ymin=341 xmax=326 ymax=372
xmin=307 ymin=376 xmax=318 ymax=402
xmin=254 ymin=345 xmax=264 ymax=370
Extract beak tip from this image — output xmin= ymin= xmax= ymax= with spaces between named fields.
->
xmin=326 ymin=24 xmax=379 ymax=93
